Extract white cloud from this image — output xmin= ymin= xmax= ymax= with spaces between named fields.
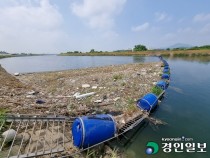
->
xmin=163 ymin=33 xmax=176 ymax=40
xmin=131 ymin=23 xmax=149 ymax=32
xmin=193 ymin=13 xmax=210 ymax=22
xmin=0 ymin=0 xmax=67 ymax=53
xmin=155 ymin=12 xmax=171 ymax=22
xmin=102 ymin=30 xmax=119 ymax=38
xmin=160 ymin=24 xmax=210 ymax=48
xmin=200 ymin=23 xmax=210 ymax=34
xmin=1 ymin=0 xmax=62 ymax=29
xmin=177 ymin=27 xmax=193 ymax=34
xmin=71 ymin=0 xmax=126 ymax=30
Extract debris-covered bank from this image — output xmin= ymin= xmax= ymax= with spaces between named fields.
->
xmin=0 ymin=62 xmax=165 ymax=157
xmin=0 ymin=62 xmax=162 ymax=116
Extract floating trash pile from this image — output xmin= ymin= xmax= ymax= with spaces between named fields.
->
xmin=71 ymin=56 xmax=171 ymax=150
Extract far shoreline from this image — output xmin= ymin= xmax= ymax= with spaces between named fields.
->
xmin=1 ymin=49 xmax=210 ymax=60
xmin=60 ymin=49 xmax=210 ymax=57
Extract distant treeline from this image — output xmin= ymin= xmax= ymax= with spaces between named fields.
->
xmin=64 ymin=51 xmax=82 ymax=54
xmin=114 ymin=49 xmax=132 ymax=52
xmin=62 ymin=44 xmax=210 ymax=55
xmin=169 ymin=45 xmax=210 ymax=51
xmin=0 ymin=51 xmax=45 ymax=59
xmin=0 ymin=51 xmax=9 ymax=55
xmin=188 ymin=45 xmax=210 ymax=50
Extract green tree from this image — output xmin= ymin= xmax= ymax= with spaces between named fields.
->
xmin=90 ymin=49 xmax=95 ymax=53
xmin=133 ymin=44 xmax=147 ymax=51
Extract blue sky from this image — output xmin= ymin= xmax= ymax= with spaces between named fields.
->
xmin=0 ymin=0 xmax=210 ymax=53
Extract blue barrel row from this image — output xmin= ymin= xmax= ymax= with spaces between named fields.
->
xmin=136 ymin=57 xmax=170 ymax=112
xmin=161 ymin=57 xmax=170 ymax=80
xmin=72 ymin=56 xmax=170 ymax=149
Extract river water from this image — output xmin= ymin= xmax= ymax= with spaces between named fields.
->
xmin=0 ymin=55 xmax=158 ymax=73
xmin=0 ymin=55 xmax=210 ymax=158
xmin=125 ymin=57 xmax=210 ymax=158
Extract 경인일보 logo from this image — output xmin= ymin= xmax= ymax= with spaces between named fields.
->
xmin=146 ymin=142 xmax=159 ymax=155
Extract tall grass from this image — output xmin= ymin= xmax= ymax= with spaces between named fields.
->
xmin=0 ymin=109 xmax=7 ymax=136
xmin=151 ymin=86 xmax=163 ymax=96
xmin=0 ymin=108 xmax=6 ymax=123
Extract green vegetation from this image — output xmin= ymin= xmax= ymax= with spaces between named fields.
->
xmin=191 ymin=53 xmax=209 ymax=56
xmin=0 ymin=109 xmax=7 ymax=135
xmin=121 ymin=82 xmax=126 ymax=86
xmin=164 ymin=71 xmax=170 ymax=75
xmin=125 ymin=98 xmax=138 ymax=115
xmin=90 ymin=49 xmax=95 ymax=53
xmin=0 ymin=52 xmax=44 ymax=59
xmin=63 ymin=51 xmax=82 ymax=54
xmin=113 ymin=74 xmax=123 ymax=80
xmin=160 ymin=49 xmax=210 ymax=58
xmin=113 ymin=49 xmax=132 ymax=52
xmin=127 ymin=98 xmax=135 ymax=105
xmin=161 ymin=53 xmax=170 ymax=57
xmin=189 ymin=45 xmax=210 ymax=50
xmin=0 ymin=55 xmax=13 ymax=59
xmin=173 ymin=53 xmax=189 ymax=57
xmin=171 ymin=48 xmax=187 ymax=51
xmin=60 ymin=44 xmax=210 ymax=56
xmin=0 ymin=51 xmax=12 ymax=59
xmin=133 ymin=44 xmax=147 ymax=51
xmin=169 ymin=45 xmax=210 ymax=51
xmin=0 ymin=109 xmax=6 ymax=122
xmin=152 ymin=86 xmax=163 ymax=96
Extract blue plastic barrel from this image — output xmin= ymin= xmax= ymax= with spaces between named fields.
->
xmin=164 ymin=65 xmax=170 ymax=69
xmin=158 ymin=56 xmax=163 ymax=60
xmin=156 ymin=80 xmax=167 ymax=90
xmin=72 ymin=114 xmax=116 ymax=149
xmin=161 ymin=73 xmax=170 ymax=80
xmin=164 ymin=62 xmax=169 ymax=66
xmin=136 ymin=93 xmax=158 ymax=111
xmin=162 ymin=60 xmax=169 ymax=66
xmin=163 ymin=68 xmax=170 ymax=73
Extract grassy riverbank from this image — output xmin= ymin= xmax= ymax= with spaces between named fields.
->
xmin=0 ymin=55 xmax=14 ymax=59
xmin=0 ymin=54 xmax=49 ymax=59
xmin=60 ymin=49 xmax=210 ymax=57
